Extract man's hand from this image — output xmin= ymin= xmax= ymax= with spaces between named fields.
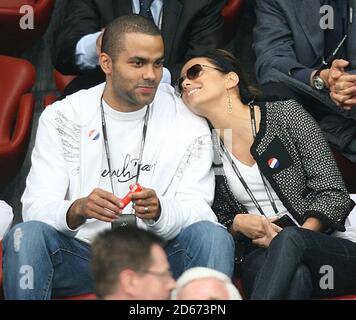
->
xmin=328 ymin=59 xmax=356 ymax=109
xmin=130 ymin=186 xmax=161 ymax=221
xmin=252 ymin=216 xmax=282 ymax=248
xmin=67 ymin=188 xmax=123 ymax=229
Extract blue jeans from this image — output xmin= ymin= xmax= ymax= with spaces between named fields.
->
xmin=240 ymin=227 xmax=356 ymax=300
xmin=165 ymin=221 xmax=235 ymax=279
xmin=3 ymin=220 xmax=234 ymax=299
xmin=3 ymin=221 xmax=93 ymax=300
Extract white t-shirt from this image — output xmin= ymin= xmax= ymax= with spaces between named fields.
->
xmin=222 ymin=150 xmax=299 ymax=225
xmin=79 ymin=101 xmax=158 ymax=237
xmin=98 ymin=100 xmax=157 ymax=220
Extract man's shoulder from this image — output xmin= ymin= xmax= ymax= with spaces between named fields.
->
xmin=43 ymin=83 xmax=104 ymax=121
xmin=154 ymin=83 xmax=209 ymax=128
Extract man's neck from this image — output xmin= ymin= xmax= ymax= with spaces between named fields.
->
xmin=102 ymin=85 xmax=145 ymax=113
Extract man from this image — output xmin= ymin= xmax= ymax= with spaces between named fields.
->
xmin=253 ymin=0 xmax=356 ymax=161
xmin=91 ymin=227 xmax=175 ymax=300
xmin=2 ymin=15 xmax=234 ymax=299
xmin=171 ymin=267 xmax=242 ymax=300
xmin=53 ymin=0 xmax=226 ymax=95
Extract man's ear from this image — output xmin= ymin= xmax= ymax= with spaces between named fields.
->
xmin=225 ymin=72 xmax=239 ymax=90
xmin=119 ymin=269 xmax=139 ymax=296
xmin=99 ymin=52 xmax=113 ymax=75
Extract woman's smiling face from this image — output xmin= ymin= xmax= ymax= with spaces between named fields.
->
xmin=179 ymin=57 xmax=227 ymax=116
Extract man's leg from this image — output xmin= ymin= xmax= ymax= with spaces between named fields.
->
xmin=3 ymin=221 xmax=93 ymax=299
xmin=250 ymin=226 xmax=356 ymax=299
xmin=165 ymin=221 xmax=235 ymax=279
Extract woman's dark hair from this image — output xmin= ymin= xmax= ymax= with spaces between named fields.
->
xmin=187 ymin=49 xmax=261 ymax=104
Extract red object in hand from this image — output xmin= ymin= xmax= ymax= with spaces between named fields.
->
xmin=121 ymin=183 xmax=142 ymax=208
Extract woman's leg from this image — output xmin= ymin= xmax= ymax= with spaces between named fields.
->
xmin=250 ymin=226 xmax=356 ymax=299
xmin=241 ymin=245 xmax=312 ymax=299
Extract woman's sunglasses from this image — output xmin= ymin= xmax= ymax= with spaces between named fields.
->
xmin=175 ymin=64 xmax=224 ymax=97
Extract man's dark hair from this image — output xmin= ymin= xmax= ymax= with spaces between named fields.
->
xmin=101 ymin=14 xmax=161 ymax=61
xmin=91 ymin=227 xmax=165 ymax=298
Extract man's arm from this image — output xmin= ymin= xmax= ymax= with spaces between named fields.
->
xmin=143 ymin=135 xmax=218 ymax=240
xmin=52 ymin=0 xmax=104 ymax=75
xmin=22 ymin=104 xmax=124 ymax=234
xmin=253 ymin=0 xmax=307 ymax=84
xmin=21 ymin=107 xmax=80 ymax=236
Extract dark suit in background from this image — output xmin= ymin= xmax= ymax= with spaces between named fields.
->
xmin=253 ymin=0 xmax=356 ymax=161
xmin=53 ymin=0 xmax=226 ymax=94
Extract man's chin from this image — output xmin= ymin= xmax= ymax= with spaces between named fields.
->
xmin=139 ymin=95 xmax=156 ymax=106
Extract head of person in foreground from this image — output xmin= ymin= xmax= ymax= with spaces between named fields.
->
xmin=91 ymin=226 xmax=176 ymax=300
xmin=171 ymin=267 xmax=242 ymax=300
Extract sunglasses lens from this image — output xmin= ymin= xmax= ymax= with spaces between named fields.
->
xmin=176 ymin=65 xmax=203 ymax=97
xmin=187 ymin=64 xmax=203 ymax=80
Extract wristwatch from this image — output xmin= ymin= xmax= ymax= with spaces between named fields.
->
xmin=312 ymin=69 xmax=326 ymax=91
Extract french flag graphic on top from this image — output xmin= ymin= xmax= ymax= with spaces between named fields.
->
xmin=267 ymin=157 xmax=280 ymax=169
xmin=88 ymin=129 xmax=100 ymax=141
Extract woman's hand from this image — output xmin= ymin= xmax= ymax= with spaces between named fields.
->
xmin=302 ymin=217 xmax=324 ymax=232
xmin=252 ymin=216 xmax=282 ymax=248
xmin=231 ymin=214 xmax=271 ymax=239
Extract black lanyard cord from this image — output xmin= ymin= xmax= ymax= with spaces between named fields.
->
xmin=249 ymin=103 xmax=279 ymax=214
xmin=100 ymin=96 xmax=150 ymax=195
xmin=214 ymin=103 xmax=278 ymax=217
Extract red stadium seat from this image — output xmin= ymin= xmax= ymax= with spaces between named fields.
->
xmin=0 ymin=55 xmax=35 ymax=190
xmin=53 ymin=69 xmax=76 ymax=95
xmin=222 ymin=0 xmax=245 ymax=45
xmin=43 ymin=70 xmax=76 ymax=107
xmin=0 ymin=0 xmax=54 ymax=55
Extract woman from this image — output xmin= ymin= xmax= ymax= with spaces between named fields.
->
xmin=176 ymin=49 xmax=356 ymax=299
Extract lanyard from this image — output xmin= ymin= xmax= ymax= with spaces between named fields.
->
xmin=215 ymin=103 xmax=278 ymax=217
xmin=100 ymin=96 xmax=150 ymax=195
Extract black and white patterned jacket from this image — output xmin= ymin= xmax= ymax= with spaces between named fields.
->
xmin=212 ymin=99 xmax=355 ymax=232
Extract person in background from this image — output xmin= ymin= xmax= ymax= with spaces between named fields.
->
xmin=253 ymin=0 xmax=356 ymax=162
xmin=53 ymin=0 xmax=226 ymax=95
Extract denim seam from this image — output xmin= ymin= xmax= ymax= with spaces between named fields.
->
xmin=43 ymin=269 xmax=54 ymax=300
xmin=50 ymin=248 xmax=90 ymax=261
